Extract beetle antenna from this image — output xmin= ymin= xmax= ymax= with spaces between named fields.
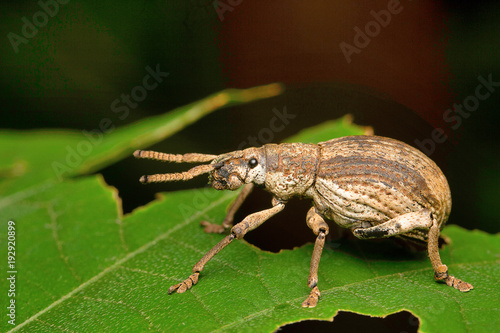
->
xmin=134 ymin=150 xmax=217 ymax=163
xmin=139 ymin=163 xmax=214 ymax=184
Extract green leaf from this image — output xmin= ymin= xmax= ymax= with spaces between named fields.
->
xmin=283 ymin=114 xmax=373 ymax=143
xmin=0 ymin=83 xmax=282 ymax=196
xmin=1 ymin=99 xmax=498 ymax=333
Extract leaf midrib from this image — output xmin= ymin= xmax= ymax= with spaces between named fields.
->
xmin=10 ymin=191 xmax=237 ymax=332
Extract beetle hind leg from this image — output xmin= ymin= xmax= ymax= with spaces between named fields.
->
xmin=353 ymin=209 xmax=473 ymax=292
xmin=302 ymin=207 xmax=329 ymax=308
xmin=352 ymin=209 xmax=434 ymax=239
xmin=428 ymin=219 xmax=473 ymax=292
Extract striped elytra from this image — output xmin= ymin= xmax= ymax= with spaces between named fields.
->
xmin=308 ymin=136 xmax=451 ymax=242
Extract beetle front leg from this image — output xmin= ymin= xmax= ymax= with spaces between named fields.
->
xmin=169 ymin=197 xmax=285 ymax=294
xmin=201 ymin=183 xmax=255 ymax=233
xmin=302 ymin=207 xmax=329 ymax=308
xmin=168 ymin=233 xmax=235 ymax=294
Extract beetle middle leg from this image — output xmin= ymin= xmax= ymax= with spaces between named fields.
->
xmin=302 ymin=206 xmax=329 ymax=308
xmin=169 ymin=197 xmax=285 ymax=295
xmin=201 ymin=183 xmax=255 ymax=234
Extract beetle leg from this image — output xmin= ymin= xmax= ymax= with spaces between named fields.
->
xmin=352 ymin=209 xmax=433 ymax=239
xmin=428 ymin=219 xmax=473 ymax=292
xmin=169 ymin=197 xmax=285 ymax=295
xmin=230 ymin=197 xmax=285 ymax=240
xmin=302 ymin=207 xmax=329 ymax=308
xmin=353 ymin=210 xmax=474 ymax=292
xmin=201 ymin=183 xmax=255 ymax=233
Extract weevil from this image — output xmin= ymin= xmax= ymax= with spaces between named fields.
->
xmin=134 ymin=135 xmax=473 ymax=307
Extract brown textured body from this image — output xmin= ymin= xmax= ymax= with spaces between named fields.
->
xmin=134 ymin=134 xmax=472 ymax=308
xmin=260 ymin=137 xmax=450 ymax=243
xmin=313 ymin=136 xmax=450 ymax=242
xmin=263 ymin=143 xmax=319 ymax=200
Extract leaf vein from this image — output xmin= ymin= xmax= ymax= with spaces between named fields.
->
xmin=166 ymin=235 xmax=258 ymax=279
xmin=34 ymin=318 xmax=76 ymax=333
xmin=255 ymin=251 xmax=280 ymax=305
xmin=190 ymin=290 xmax=225 ymax=326
xmin=10 ymin=192 xmax=236 ymax=332
xmin=116 ymin=218 xmax=130 ymax=252
xmin=48 ymin=203 xmax=82 ymax=283
xmin=77 ymin=295 xmax=160 ymax=331
xmin=120 ymin=266 xmax=180 ymax=281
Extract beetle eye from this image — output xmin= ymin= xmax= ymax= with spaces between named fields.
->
xmin=248 ymin=158 xmax=258 ymax=168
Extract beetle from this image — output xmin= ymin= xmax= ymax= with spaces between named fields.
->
xmin=134 ymin=135 xmax=473 ymax=307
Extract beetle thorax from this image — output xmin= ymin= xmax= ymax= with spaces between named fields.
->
xmin=263 ymin=143 xmax=320 ymax=200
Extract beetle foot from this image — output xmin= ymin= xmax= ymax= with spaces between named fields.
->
xmin=443 ymin=275 xmax=474 ymax=292
xmin=200 ymin=221 xmax=226 ymax=234
xmin=301 ymin=286 xmax=321 ymax=308
xmin=434 ymin=265 xmax=473 ymax=292
xmin=168 ymin=272 xmax=199 ymax=294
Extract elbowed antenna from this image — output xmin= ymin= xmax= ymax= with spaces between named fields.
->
xmin=133 ymin=150 xmax=217 ymax=163
xmin=134 ymin=149 xmax=218 ymax=184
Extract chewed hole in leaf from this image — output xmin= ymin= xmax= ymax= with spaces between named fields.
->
xmin=279 ymin=311 xmax=419 ymax=333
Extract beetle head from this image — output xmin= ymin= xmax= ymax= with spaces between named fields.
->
xmin=134 ymin=147 xmax=266 ymax=189
xmin=210 ymin=147 xmax=266 ymax=190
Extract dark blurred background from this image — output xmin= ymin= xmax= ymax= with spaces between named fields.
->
xmin=1 ymin=0 xmax=498 ymax=330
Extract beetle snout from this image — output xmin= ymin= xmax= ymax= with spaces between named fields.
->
xmin=210 ymin=168 xmax=227 ymax=190
xmin=211 ymin=164 xmax=244 ymax=191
